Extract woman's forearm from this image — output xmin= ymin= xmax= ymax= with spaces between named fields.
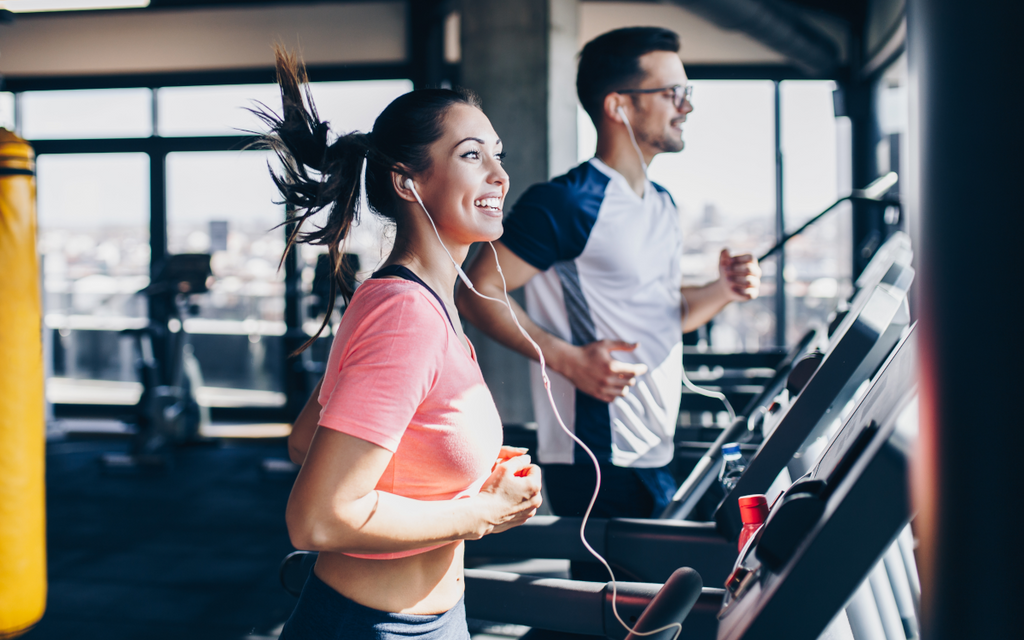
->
xmin=287 ymin=489 xmax=497 ymax=554
xmin=287 ymin=424 xmax=541 ymax=554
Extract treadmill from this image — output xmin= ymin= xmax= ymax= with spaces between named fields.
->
xmin=464 ymin=248 xmax=913 ymax=586
xmin=464 ymin=325 xmax=920 ymax=640
xmin=663 ymin=232 xmax=913 ymax=522
xmin=716 ymin=330 xmax=919 ymax=640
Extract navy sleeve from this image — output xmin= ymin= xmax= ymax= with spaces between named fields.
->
xmin=651 ymin=180 xmax=677 ymax=208
xmin=500 ymin=164 xmax=606 ymax=271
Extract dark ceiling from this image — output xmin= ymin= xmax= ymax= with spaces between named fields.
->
xmin=784 ymin=0 xmax=866 ymax=26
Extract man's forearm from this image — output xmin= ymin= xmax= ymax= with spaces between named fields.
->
xmin=457 ymin=283 xmax=574 ymax=375
xmin=680 ymin=282 xmax=732 ymax=333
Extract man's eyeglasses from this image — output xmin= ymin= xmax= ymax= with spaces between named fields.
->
xmin=615 ymin=84 xmax=693 ymax=110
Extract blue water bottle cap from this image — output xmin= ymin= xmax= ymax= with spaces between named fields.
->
xmin=723 ymin=443 xmax=741 ymax=456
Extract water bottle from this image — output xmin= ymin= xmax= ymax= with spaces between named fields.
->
xmin=737 ymin=494 xmax=769 ymax=552
xmin=719 ymin=443 xmax=747 ymax=493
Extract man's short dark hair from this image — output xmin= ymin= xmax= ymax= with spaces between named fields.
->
xmin=577 ymin=27 xmax=680 ymax=125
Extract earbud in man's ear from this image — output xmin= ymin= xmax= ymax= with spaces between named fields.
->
xmin=617 ymin=105 xmax=633 ymax=129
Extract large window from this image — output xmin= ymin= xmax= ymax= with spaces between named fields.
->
xmin=166 ymin=150 xmax=287 ymax=405
xmin=781 ymin=80 xmax=853 ymax=345
xmin=20 ymin=88 xmax=153 ymax=139
xmin=37 ymin=153 xmax=150 ymax=405
xmin=578 ymin=79 xmax=851 ymax=350
xmin=25 ymin=78 xmax=412 ymax=410
xmin=649 ymin=81 xmax=777 ymax=351
xmin=156 ymin=80 xmax=413 ymax=137
xmin=157 ymin=84 xmax=280 ymax=137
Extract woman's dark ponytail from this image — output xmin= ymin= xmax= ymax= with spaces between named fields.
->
xmin=254 ymin=47 xmax=480 ymax=353
xmin=253 ymin=48 xmax=371 ymax=353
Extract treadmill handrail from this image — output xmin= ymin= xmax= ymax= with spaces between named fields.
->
xmin=466 ymin=515 xmax=737 ymax=584
xmin=464 ymin=567 xmax=705 ymax=640
xmin=466 ymin=515 xmax=720 ymax=560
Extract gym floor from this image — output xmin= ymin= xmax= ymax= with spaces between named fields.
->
xmin=23 ymin=434 xmax=298 ymax=639
xmin=23 ymin=427 xmax=552 ymax=639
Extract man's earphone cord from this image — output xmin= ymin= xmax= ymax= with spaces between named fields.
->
xmin=405 ymin=172 xmax=685 ymax=640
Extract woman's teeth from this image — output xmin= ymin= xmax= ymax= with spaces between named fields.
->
xmin=474 ymin=198 xmax=502 ymax=211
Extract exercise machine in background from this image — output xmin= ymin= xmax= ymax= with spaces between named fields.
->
xmin=102 ymin=254 xmax=213 ymax=469
xmin=296 ymin=253 xmax=361 ymax=395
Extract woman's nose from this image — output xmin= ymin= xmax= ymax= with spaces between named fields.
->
xmin=491 ymin=162 xmax=509 ymax=188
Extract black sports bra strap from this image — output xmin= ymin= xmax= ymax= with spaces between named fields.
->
xmin=371 ymin=265 xmax=457 ymax=332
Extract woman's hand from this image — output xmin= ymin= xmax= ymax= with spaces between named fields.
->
xmin=473 ymin=454 xmax=543 ymax=538
xmin=493 ymin=445 xmax=529 ymax=470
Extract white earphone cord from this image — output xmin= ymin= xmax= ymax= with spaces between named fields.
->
xmin=408 ymin=180 xmax=683 ymax=640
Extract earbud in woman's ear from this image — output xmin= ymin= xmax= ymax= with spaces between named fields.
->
xmin=404 ymin=178 xmax=416 ymax=191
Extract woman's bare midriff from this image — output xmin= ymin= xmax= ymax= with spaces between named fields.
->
xmin=313 ymin=541 xmax=466 ymax=615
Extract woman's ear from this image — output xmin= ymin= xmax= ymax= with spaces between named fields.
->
xmin=391 ymin=168 xmax=418 ymax=203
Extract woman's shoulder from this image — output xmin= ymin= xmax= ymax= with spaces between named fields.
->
xmin=349 ymin=278 xmax=442 ymax=311
xmin=319 ymin=280 xmax=452 ymax=399
xmin=344 ymin=279 xmax=450 ymax=334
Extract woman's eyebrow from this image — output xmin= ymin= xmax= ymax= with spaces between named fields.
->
xmin=453 ymin=136 xmax=501 ymax=150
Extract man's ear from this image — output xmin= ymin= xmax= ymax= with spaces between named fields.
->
xmin=603 ymin=92 xmax=628 ymax=124
xmin=391 ymin=167 xmax=417 ymax=203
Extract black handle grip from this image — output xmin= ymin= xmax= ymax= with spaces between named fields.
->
xmin=624 ymin=567 xmax=704 ymax=640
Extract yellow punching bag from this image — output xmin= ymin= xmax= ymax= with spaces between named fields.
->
xmin=0 ymin=128 xmax=46 ymax=637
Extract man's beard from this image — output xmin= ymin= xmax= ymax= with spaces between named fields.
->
xmin=656 ymin=134 xmax=685 ymax=153
xmin=638 ymin=124 xmax=685 ymax=154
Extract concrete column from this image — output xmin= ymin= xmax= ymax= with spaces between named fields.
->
xmin=547 ymin=0 xmax=581 ymax=180
xmin=907 ymin=1 xmax=1024 ymax=638
xmin=459 ymin=0 xmax=579 ymax=424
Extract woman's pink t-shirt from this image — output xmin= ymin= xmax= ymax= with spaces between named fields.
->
xmin=317 ymin=278 xmax=503 ymax=559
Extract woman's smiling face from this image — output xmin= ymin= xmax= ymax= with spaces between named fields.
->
xmin=411 ymin=103 xmax=509 ymax=246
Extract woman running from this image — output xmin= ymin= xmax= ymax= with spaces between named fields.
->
xmin=258 ymin=50 xmax=543 ymax=639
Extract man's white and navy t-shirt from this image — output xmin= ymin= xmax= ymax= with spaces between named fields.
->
xmin=501 ymin=158 xmax=684 ymax=468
